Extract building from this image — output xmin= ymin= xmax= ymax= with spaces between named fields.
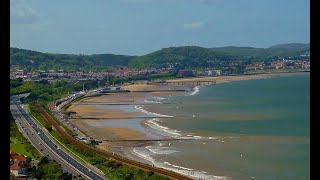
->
xmin=10 ymin=161 xmax=32 ymax=177
xmin=204 ymin=70 xmax=213 ymax=76
xmin=10 ymin=150 xmax=31 ymax=177
xmin=214 ymin=70 xmax=222 ymax=76
xmin=177 ymin=70 xmax=194 ymax=77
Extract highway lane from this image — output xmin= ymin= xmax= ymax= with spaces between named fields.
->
xmin=10 ymin=101 xmax=86 ymax=177
xmin=10 ymin=97 xmax=106 ymax=180
xmin=10 ymin=104 xmax=80 ymax=176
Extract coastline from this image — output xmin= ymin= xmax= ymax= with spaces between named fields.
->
xmin=65 ymin=71 xmax=309 ymax=179
xmin=166 ymin=71 xmax=308 ymax=84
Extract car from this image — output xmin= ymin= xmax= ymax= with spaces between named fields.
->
xmin=31 ymin=133 xmax=34 ymax=135
xmin=40 ymin=148 xmax=43 ymax=151
xmin=37 ymin=132 xmax=41 ymax=135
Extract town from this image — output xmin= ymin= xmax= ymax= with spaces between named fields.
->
xmin=10 ymin=58 xmax=310 ymax=83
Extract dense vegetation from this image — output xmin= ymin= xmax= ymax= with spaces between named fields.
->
xmin=10 ymin=47 xmax=134 ymax=71
xmin=31 ymin=156 xmax=73 ymax=180
xmin=129 ymin=43 xmax=310 ymax=69
xmin=11 ymin=43 xmax=309 ymax=71
xmin=10 ymin=78 xmax=102 ymax=102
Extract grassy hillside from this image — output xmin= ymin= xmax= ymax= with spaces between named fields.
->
xmin=10 ymin=47 xmax=135 ymax=72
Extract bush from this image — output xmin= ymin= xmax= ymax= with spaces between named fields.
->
xmin=147 ymin=171 xmax=154 ymax=177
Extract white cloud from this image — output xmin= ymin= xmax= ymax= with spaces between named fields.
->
xmin=10 ymin=0 xmax=40 ymax=24
xmin=183 ymin=21 xmax=205 ymax=29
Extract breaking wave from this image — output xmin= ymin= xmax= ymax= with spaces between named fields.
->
xmin=187 ymin=86 xmax=200 ymax=96
xmin=134 ymin=106 xmax=174 ymax=118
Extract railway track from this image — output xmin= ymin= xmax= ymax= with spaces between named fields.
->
xmin=34 ymin=102 xmax=193 ymax=180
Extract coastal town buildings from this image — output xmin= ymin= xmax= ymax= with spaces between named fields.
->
xmin=10 ymin=150 xmax=32 ymax=178
xmin=10 ymin=58 xmax=309 ymax=82
xmin=177 ymin=70 xmax=195 ymax=77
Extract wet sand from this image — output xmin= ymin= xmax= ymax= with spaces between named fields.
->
xmin=66 ymin=89 xmax=170 ymax=154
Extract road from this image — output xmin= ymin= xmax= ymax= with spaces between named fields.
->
xmin=10 ymin=96 xmax=106 ymax=180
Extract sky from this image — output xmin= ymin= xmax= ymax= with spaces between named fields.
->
xmin=10 ymin=0 xmax=310 ymax=56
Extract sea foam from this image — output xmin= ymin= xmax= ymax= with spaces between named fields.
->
xmin=134 ymin=106 xmax=174 ymax=118
xmin=187 ymin=86 xmax=200 ymax=96
xmin=146 ymin=146 xmax=179 ymax=154
xmin=144 ymin=99 xmax=162 ymax=104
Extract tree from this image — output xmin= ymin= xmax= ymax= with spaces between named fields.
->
xmin=38 ymin=156 xmax=49 ymax=166
xmin=58 ymin=172 xmax=73 ymax=180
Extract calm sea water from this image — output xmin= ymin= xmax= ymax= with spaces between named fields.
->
xmin=134 ymin=73 xmax=310 ymax=180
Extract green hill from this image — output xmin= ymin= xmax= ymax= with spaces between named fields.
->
xmin=128 ymin=43 xmax=309 ymax=69
xmin=10 ymin=47 xmax=135 ymax=71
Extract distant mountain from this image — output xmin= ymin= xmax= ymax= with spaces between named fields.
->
xmin=10 ymin=47 xmax=135 ymax=71
xmin=268 ymin=43 xmax=310 ymax=49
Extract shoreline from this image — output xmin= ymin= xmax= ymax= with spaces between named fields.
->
xmin=166 ymin=71 xmax=308 ymax=84
xmin=65 ymin=71 xmax=309 ymax=179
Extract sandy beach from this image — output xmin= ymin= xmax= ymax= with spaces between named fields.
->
xmin=166 ymin=72 xmax=297 ymax=84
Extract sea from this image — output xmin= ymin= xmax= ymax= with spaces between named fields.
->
xmin=131 ymin=73 xmax=310 ymax=180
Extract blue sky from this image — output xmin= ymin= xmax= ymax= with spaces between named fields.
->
xmin=10 ymin=0 xmax=310 ymax=55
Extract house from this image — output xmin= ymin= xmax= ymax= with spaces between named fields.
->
xmin=214 ymin=70 xmax=222 ymax=76
xmin=10 ymin=150 xmax=26 ymax=164
xmin=10 ymin=160 xmax=31 ymax=177
xmin=10 ymin=150 xmax=31 ymax=177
